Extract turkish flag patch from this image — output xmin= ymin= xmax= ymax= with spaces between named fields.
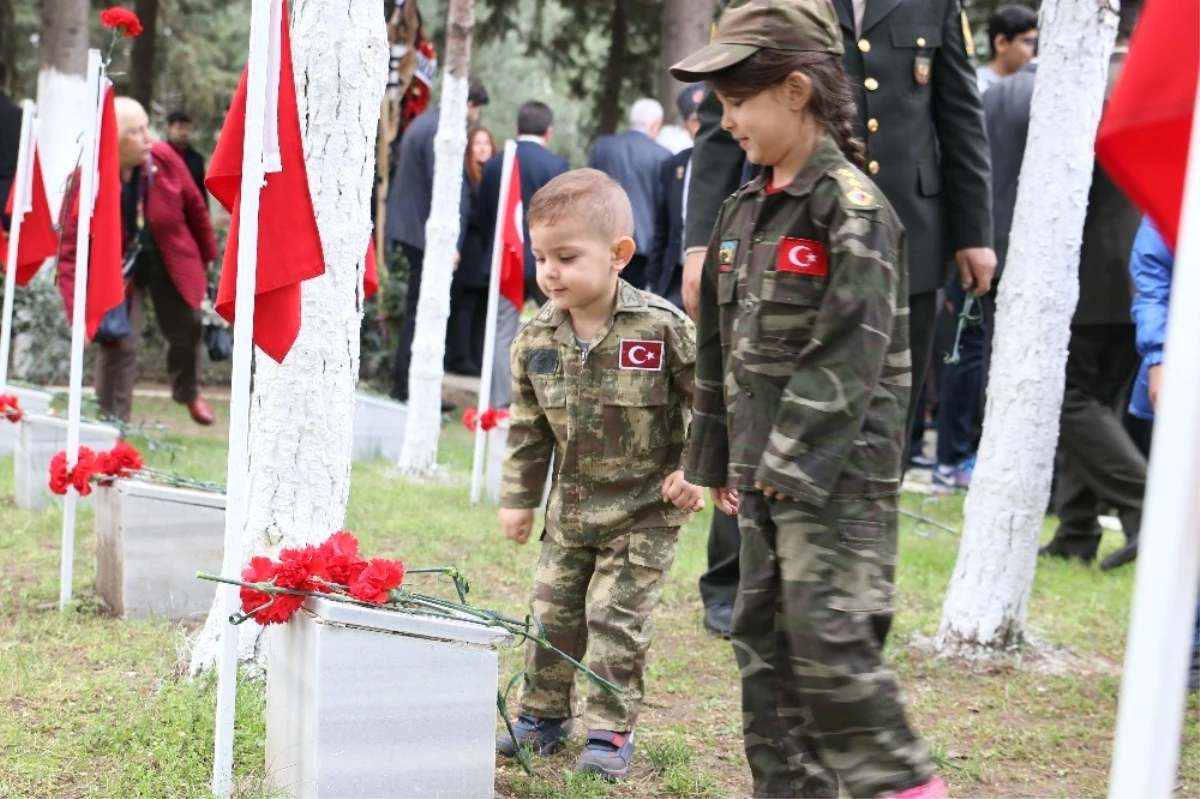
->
xmin=619 ymin=339 xmax=665 ymax=371
xmin=776 ymin=237 xmax=829 ymax=277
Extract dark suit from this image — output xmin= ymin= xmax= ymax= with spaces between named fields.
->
xmin=646 ymin=147 xmax=691 ymax=308
xmin=173 ymin=144 xmax=209 ymax=206
xmin=686 ymin=0 xmax=993 ymax=624
xmin=589 ymin=129 xmax=671 ymax=289
xmin=448 ymin=175 xmax=487 ymax=374
xmin=0 ymin=91 xmax=22 ymax=231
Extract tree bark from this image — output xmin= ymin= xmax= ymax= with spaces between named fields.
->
xmin=36 ymin=0 xmax=89 ymax=218
xmin=396 ymin=0 xmax=473 ymax=476
xmin=937 ymin=0 xmax=1119 ymax=654
xmin=657 ymin=0 xmax=712 ymax=124
xmin=596 ymin=0 xmax=628 ymax=136
xmin=189 ymin=0 xmax=387 ymax=675
xmin=128 ymin=0 xmax=159 ymax=111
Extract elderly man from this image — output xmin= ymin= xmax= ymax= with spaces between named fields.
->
xmin=59 ymin=97 xmax=218 ymax=424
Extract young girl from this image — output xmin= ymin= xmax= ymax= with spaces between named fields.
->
xmin=672 ymin=2 xmax=945 ymax=797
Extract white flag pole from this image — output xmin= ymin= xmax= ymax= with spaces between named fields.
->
xmin=59 ymin=52 xmax=103 ymax=611
xmin=1107 ymin=65 xmax=1200 ymax=798
xmin=0 ymin=100 xmax=36 ymax=391
xmin=211 ymin=0 xmax=275 ymax=794
xmin=470 ymin=139 xmax=517 ymax=504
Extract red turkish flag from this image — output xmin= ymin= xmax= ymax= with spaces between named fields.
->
xmin=1095 ymin=0 xmax=1199 ymax=250
xmin=86 ymin=86 xmax=126 ymax=341
xmin=1 ymin=148 xmax=57 ymax=286
xmin=365 ymin=237 xmax=378 ymax=300
xmin=499 ymin=153 xmax=524 ymax=311
xmin=206 ymin=0 xmax=324 ymax=363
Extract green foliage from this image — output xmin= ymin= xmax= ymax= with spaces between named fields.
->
xmin=0 ymin=271 xmax=70 ymax=385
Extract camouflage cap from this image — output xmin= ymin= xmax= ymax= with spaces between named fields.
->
xmin=670 ymin=0 xmax=843 ymax=82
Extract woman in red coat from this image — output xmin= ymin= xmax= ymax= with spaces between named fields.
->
xmin=59 ymin=97 xmax=218 ymax=424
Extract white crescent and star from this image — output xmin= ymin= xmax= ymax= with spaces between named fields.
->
xmin=787 ymin=244 xmax=818 ymax=269
xmin=628 ymin=345 xmax=652 ymax=365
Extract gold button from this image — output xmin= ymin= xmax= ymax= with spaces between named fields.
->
xmin=858 ymin=39 xmax=871 ymax=52
xmin=864 ymin=77 xmax=879 ymax=91
xmin=917 ymin=36 xmax=927 ymax=47
xmin=868 ymin=160 xmax=880 ymax=175
xmin=867 ymin=118 xmax=879 ymax=132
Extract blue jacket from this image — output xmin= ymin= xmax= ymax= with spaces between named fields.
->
xmin=1128 ymin=217 xmax=1173 ymax=420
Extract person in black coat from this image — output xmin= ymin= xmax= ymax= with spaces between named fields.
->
xmin=473 ymin=100 xmax=569 ymax=408
xmin=446 ymin=125 xmax=496 ymax=376
xmin=165 ymin=111 xmax=209 ymax=206
xmin=0 ymin=62 xmax=22 ymax=233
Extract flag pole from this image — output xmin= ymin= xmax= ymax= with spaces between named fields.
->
xmin=0 ymin=100 xmax=35 ymax=391
xmin=212 ymin=0 xmax=273 ymax=794
xmin=470 ymin=139 xmax=517 ymax=504
xmin=59 ymin=53 xmax=103 ymax=610
xmin=1107 ymin=65 xmax=1200 ymax=799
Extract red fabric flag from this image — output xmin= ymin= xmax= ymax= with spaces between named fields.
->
xmin=365 ymin=238 xmax=378 ymax=300
xmin=86 ymin=86 xmax=126 ymax=341
xmin=1095 ymin=0 xmax=1200 ymax=250
xmin=206 ymin=0 xmax=324 ymax=363
xmin=1 ymin=149 xmax=57 ymax=286
xmin=499 ymin=153 xmax=524 ymax=311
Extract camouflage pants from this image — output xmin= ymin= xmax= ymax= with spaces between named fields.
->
xmin=733 ymin=492 xmax=934 ymax=798
xmin=519 ymin=529 xmax=676 ymax=732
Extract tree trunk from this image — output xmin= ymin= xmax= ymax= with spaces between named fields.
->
xmin=595 ymin=0 xmax=628 ymax=136
xmin=937 ymin=0 xmax=1119 ymax=654
xmin=657 ymin=0 xmax=712 ymax=124
xmin=396 ymin=0 xmax=473 ymax=476
xmin=189 ymin=0 xmax=387 ymax=676
xmin=36 ymin=0 xmax=89 ymax=218
xmin=128 ymin=0 xmax=159 ymax=111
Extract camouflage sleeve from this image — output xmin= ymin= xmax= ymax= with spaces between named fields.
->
xmin=500 ymin=340 xmax=555 ymax=509
xmin=755 ymin=203 xmax=899 ymax=506
xmin=684 ymin=203 xmax=731 ymax=487
xmin=668 ymin=313 xmax=697 ymax=471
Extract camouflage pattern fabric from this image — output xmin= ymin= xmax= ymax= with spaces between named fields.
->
xmin=503 ymin=280 xmax=698 ymax=548
xmin=519 ymin=529 xmax=676 ymax=731
xmin=734 ymin=492 xmax=933 ymax=797
xmin=685 ymin=134 xmax=911 ymax=506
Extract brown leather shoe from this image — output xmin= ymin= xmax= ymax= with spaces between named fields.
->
xmin=186 ymin=398 xmax=216 ymax=426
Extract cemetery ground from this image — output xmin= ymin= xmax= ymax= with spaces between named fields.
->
xmin=1 ymin=396 xmax=1196 ymax=799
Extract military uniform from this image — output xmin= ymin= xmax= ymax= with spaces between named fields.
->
xmin=673 ymin=3 xmax=938 ymax=795
xmin=502 ymin=280 xmax=696 ymax=732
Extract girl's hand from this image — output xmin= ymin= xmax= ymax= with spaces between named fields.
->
xmin=710 ymin=486 xmax=739 ymax=516
xmin=662 ymin=471 xmax=705 ymax=512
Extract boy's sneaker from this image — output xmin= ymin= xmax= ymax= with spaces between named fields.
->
xmin=496 ymin=715 xmax=573 ymax=757
xmin=575 ymin=730 xmax=635 ymax=781
xmin=932 ymin=455 xmax=976 ymax=490
xmin=888 ymin=776 xmax=949 ymax=798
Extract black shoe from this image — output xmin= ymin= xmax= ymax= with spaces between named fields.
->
xmin=703 ymin=603 xmax=733 ymax=639
xmin=496 ymin=715 xmax=573 ymax=757
xmin=441 ymin=400 xmax=456 ymax=413
xmin=1100 ymin=537 xmax=1138 ymax=571
xmin=908 ymin=453 xmax=936 ymax=470
xmin=1038 ymin=538 xmax=1098 ymax=564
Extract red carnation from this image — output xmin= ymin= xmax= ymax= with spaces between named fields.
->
xmin=349 ymin=558 xmax=406 ymax=604
xmin=48 ymin=447 xmax=97 ymax=496
xmin=0 ymin=394 xmax=22 ymax=423
xmin=318 ymin=531 xmax=368 ymax=587
xmin=274 ymin=544 xmax=328 ymax=593
xmin=239 ymin=556 xmax=303 ymax=625
xmin=108 ymin=441 xmax=144 ymax=477
xmin=462 ymin=407 xmax=479 ymax=432
xmin=100 ymin=7 xmax=143 ymax=37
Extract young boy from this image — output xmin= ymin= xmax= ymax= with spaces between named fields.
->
xmin=497 ymin=169 xmax=703 ymax=781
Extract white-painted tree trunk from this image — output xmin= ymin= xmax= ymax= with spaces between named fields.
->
xmin=396 ymin=0 xmax=474 ymax=476
xmin=189 ymin=0 xmax=387 ymax=676
xmin=937 ymin=0 xmax=1119 ymax=653
xmin=36 ymin=0 xmax=90 ymax=218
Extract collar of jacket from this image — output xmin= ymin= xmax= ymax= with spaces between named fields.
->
xmin=533 ymin=278 xmax=647 ymax=337
xmin=743 ymin=135 xmax=846 ymax=199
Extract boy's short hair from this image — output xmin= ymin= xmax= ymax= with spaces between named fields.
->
xmin=517 ymin=101 xmax=554 ymax=136
xmin=167 ymin=110 xmax=192 ymax=126
xmin=528 ymin=169 xmax=634 ymax=242
xmin=987 ymin=5 xmax=1038 ymax=57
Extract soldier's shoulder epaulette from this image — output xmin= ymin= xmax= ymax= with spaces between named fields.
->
xmin=642 ymin=291 xmax=689 ymax=322
xmin=826 ymin=164 xmax=882 ymax=214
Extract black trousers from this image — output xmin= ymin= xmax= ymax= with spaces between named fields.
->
xmin=623 ymin=254 xmax=649 ymax=290
xmin=904 ymin=291 xmax=940 ymax=464
xmin=698 ymin=508 xmax=741 ymax=609
xmin=447 ymin=282 xmax=486 ymax=374
xmin=1050 ymin=324 xmax=1147 ymax=550
xmin=391 ymin=243 xmax=425 ymax=402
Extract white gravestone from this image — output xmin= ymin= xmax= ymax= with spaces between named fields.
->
xmin=352 ymin=392 xmax=408 ymax=462
xmin=267 ymin=597 xmax=511 ymax=799
xmin=0 ymin=386 xmax=52 ymax=456
xmin=93 ymin=479 xmax=226 ymax=619
xmin=14 ymin=413 xmax=120 ymax=510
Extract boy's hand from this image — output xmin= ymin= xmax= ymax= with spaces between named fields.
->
xmin=500 ymin=508 xmax=535 ymax=544
xmin=1149 ymin=364 xmax=1163 ymax=409
xmin=710 ymin=487 xmax=739 ymax=516
xmin=662 ymin=470 xmax=704 ymax=512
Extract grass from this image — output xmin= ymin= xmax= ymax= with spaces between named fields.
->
xmin=1 ymin=396 xmax=1197 ymax=798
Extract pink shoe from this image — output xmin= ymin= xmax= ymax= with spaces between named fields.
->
xmin=890 ymin=776 xmax=948 ymax=799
